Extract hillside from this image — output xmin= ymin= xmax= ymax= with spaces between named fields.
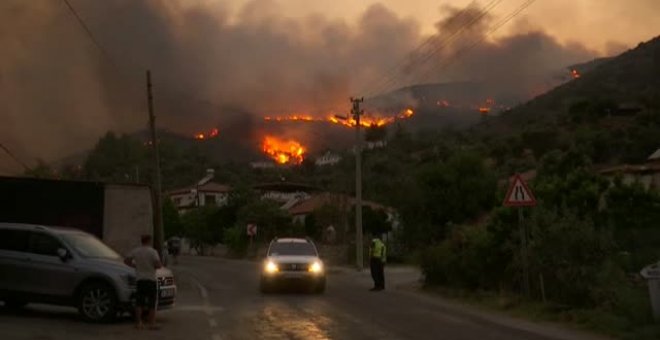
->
xmin=475 ymin=35 xmax=660 ymax=166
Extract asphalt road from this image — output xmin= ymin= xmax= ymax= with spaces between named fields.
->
xmin=0 ymin=256 xmax=606 ymax=340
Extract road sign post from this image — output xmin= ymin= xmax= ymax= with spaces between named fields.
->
xmin=247 ymin=224 xmax=257 ymax=257
xmin=504 ymin=174 xmax=537 ymax=298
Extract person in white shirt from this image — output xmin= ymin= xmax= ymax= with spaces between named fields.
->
xmin=125 ymin=234 xmax=162 ymax=330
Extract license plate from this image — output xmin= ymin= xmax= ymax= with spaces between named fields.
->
xmin=160 ymin=288 xmax=175 ymax=298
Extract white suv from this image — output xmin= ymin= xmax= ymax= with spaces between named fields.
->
xmin=260 ymin=238 xmax=326 ymax=294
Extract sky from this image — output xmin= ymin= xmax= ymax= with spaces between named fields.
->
xmin=0 ymin=0 xmax=659 ymax=173
xmin=216 ymin=0 xmax=660 ymax=54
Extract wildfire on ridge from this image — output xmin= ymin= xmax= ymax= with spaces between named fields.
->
xmin=263 ymin=108 xmax=415 ymax=128
xmin=262 ymin=135 xmax=306 ymax=165
xmin=477 ymin=98 xmax=497 ymax=115
xmin=571 ymin=69 xmax=581 ymax=79
xmin=194 ymin=128 xmax=219 ymax=140
xmin=437 ymin=100 xmax=450 ymax=107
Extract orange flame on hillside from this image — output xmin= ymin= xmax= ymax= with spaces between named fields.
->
xmin=194 ymin=128 xmax=219 ymax=140
xmin=264 ymin=108 xmax=414 ymax=128
xmin=571 ymin=69 xmax=581 ymax=79
xmin=262 ymin=135 xmax=306 ymax=165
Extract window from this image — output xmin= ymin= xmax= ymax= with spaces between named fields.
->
xmin=0 ymin=229 xmax=30 ymax=252
xmin=60 ymin=232 xmax=120 ymax=259
xmin=205 ymin=194 xmax=216 ymax=205
xmin=29 ymin=232 xmax=63 ymax=256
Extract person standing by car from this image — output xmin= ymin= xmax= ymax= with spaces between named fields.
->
xmin=125 ymin=234 xmax=162 ymax=330
xmin=167 ymin=236 xmax=181 ymax=265
xmin=369 ymin=235 xmax=386 ymax=291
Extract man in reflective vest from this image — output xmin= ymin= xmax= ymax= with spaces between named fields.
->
xmin=369 ymin=236 xmax=386 ymax=291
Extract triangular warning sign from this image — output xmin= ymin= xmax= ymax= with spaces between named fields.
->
xmin=503 ymin=174 xmax=537 ymax=207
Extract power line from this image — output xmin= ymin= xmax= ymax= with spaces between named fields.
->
xmin=61 ymin=0 xmax=116 ymax=67
xmin=362 ymin=0 xmax=504 ymax=97
xmin=358 ymin=1 xmax=481 ymax=96
xmin=419 ymin=0 xmax=539 ymax=85
xmin=0 ymin=142 xmax=30 ymax=172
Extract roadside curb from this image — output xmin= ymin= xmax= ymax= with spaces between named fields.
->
xmin=393 ymin=287 xmax=611 ymax=340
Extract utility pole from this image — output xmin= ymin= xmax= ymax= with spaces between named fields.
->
xmin=351 ymin=97 xmax=364 ymax=271
xmin=146 ymin=70 xmax=164 ymax=257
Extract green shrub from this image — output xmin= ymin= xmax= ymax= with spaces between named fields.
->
xmin=224 ymin=226 xmax=248 ymax=256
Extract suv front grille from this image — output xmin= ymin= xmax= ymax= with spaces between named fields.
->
xmin=281 ymin=263 xmax=308 ymax=272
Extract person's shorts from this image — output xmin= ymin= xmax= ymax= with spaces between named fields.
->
xmin=136 ymin=280 xmax=157 ymax=309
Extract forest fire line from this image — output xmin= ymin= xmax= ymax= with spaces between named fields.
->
xmin=263 ymin=108 xmax=414 ymax=128
xmin=571 ymin=69 xmax=581 ymax=79
xmin=261 ymin=135 xmax=306 ymax=165
xmin=193 ymin=128 xmax=219 ymax=140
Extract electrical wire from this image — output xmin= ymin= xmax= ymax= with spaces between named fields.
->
xmin=362 ymin=0 xmax=504 ymax=97
xmin=419 ymin=0 xmax=539 ymax=85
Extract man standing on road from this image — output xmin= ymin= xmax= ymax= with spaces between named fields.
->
xmin=167 ymin=236 xmax=181 ymax=265
xmin=125 ymin=234 xmax=163 ymax=330
xmin=369 ymin=235 xmax=386 ymax=291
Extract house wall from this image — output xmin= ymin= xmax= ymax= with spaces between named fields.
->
xmin=262 ymin=191 xmax=310 ymax=203
xmin=170 ymin=191 xmax=229 ymax=211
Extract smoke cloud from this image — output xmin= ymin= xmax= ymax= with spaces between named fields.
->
xmin=0 ymin=0 xmax=599 ymax=168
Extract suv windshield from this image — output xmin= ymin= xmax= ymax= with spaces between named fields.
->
xmin=269 ymin=242 xmax=317 ymax=256
xmin=60 ymin=233 xmax=120 ymax=259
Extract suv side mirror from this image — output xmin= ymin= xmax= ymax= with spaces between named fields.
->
xmin=57 ymin=248 xmax=70 ymax=262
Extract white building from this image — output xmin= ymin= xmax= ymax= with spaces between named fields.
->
xmin=250 ymin=161 xmax=276 ymax=169
xmin=315 ymin=152 xmax=342 ymax=167
xmin=167 ymin=169 xmax=231 ymax=213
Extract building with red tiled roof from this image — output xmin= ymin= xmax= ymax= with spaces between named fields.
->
xmin=167 ymin=169 xmax=231 ymax=213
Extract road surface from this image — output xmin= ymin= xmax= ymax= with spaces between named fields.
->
xmin=0 ymin=256 xmax=605 ymax=340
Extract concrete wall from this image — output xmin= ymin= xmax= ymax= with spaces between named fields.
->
xmin=103 ymin=185 xmax=153 ymax=256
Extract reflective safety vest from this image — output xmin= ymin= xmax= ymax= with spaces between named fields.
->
xmin=371 ymin=239 xmax=386 ymax=260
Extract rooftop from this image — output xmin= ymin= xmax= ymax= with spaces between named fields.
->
xmin=168 ymin=181 xmax=232 ymax=195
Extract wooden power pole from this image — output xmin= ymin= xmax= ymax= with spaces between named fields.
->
xmin=146 ymin=70 xmax=164 ymax=257
xmin=351 ymin=97 xmax=364 ymax=270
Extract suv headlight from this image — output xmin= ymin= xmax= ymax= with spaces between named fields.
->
xmin=308 ymin=261 xmax=323 ymax=273
xmin=264 ymin=261 xmax=279 ymax=274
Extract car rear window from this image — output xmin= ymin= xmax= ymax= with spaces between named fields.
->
xmin=268 ymin=242 xmax=317 ymax=256
xmin=0 ymin=229 xmax=30 ymax=252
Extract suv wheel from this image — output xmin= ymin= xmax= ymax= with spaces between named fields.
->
xmin=77 ymin=282 xmax=118 ymax=323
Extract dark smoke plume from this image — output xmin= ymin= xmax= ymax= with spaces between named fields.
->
xmin=0 ymin=0 xmax=598 ymax=169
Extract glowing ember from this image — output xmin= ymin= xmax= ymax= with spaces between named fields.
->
xmin=262 ymin=135 xmax=306 ymax=165
xmin=437 ymin=100 xmax=450 ymax=107
xmin=194 ymin=128 xmax=219 ymax=140
xmin=571 ymin=69 xmax=581 ymax=79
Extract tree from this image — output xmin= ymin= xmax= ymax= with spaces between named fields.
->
xmin=235 ymin=200 xmax=292 ymax=242
xmin=365 ymin=124 xmax=387 ymax=142
xmin=24 ymin=159 xmax=56 ymax=179
xmin=182 ymin=206 xmax=222 ymax=255
xmin=84 ymin=132 xmax=145 ymax=182
xmin=163 ymin=198 xmax=183 ymax=239
xmin=400 ymin=151 xmax=497 ymax=246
